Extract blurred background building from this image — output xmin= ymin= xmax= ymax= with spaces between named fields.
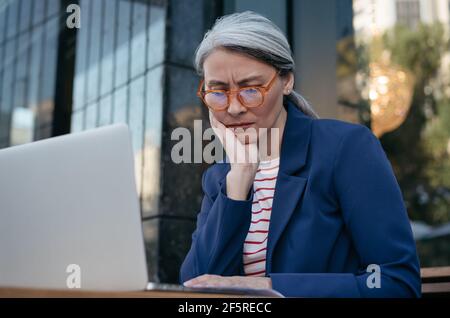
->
xmin=0 ymin=0 xmax=449 ymax=283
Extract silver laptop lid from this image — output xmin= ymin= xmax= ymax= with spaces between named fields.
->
xmin=0 ymin=124 xmax=148 ymax=291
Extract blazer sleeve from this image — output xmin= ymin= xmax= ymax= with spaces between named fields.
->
xmin=270 ymin=125 xmax=421 ymax=298
xmin=179 ymin=167 xmax=252 ymax=283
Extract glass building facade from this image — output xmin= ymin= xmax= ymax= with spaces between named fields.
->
xmin=71 ymin=0 xmax=165 ymax=220
xmin=0 ymin=0 xmax=61 ymax=148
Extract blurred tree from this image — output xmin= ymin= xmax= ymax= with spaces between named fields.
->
xmin=422 ymin=98 xmax=450 ymax=223
xmin=380 ymin=23 xmax=450 ymax=224
xmin=337 ymin=39 xmax=372 ymax=126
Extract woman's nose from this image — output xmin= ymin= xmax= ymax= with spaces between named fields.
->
xmin=227 ymin=93 xmax=247 ymax=116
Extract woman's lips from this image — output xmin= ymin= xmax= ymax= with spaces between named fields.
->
xmin=225 ymin=122 xmax=255 ymax=129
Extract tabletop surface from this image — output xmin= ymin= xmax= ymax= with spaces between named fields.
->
xmin=2 ymin=267 xmax=449 ymax=298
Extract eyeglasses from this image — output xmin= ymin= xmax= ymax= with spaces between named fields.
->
xmin=197 ymin=71 xmax=279 ymax=111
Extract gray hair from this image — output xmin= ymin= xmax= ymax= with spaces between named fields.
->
xmin=194 ymin=11 xmax=318 ymax=118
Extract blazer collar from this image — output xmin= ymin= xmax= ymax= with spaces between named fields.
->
xmin=265 ymin=100 xmax=313 ymax=274
xmin=278 ymin=100 xmax=313 ymax=175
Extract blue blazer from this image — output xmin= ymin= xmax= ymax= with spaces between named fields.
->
xmin=180 ymin=101 xmax=421 ymax=297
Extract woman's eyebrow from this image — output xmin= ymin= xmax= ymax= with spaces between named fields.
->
xmin=207 ymin=75 xmax=265 ymax=87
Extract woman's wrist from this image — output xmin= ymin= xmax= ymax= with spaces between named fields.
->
xmin=226 ymin=167 xmax=256 ymax=201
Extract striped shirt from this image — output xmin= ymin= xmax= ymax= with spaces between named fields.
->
xmin=243 ymin=157 xmax=279 ymax=277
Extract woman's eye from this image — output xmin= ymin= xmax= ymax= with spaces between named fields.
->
xmin=242 ymin=88 xmax=258 ymax=94
xmin=211 ymin=92 xmax=225 ymax=97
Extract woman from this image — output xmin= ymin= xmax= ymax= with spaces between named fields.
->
xmin=180 ymin=11 xmax=421 ymax=297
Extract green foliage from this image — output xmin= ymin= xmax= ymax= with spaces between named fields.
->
xmin=377 ymin=23 xmax=450 ymax=225
xmin=383 ymin=23 xmax=448 ymax=82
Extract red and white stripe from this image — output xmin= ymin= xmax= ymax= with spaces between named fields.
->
xmin=243 ymin=157 xmax=279 ymax=277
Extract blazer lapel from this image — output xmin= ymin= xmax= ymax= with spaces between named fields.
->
xmin=266 ymin=101 xmax=313 ymax=273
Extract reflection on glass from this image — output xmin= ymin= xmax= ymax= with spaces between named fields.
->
xmin=32 ymin=0 xmax=46 ymax=26
xmin=98 ymin=94 xmax=112 ymax=127
xmin=6 ymin=0 xmax=19 ymax=40
xmin=100 ymin=0 xmax=117 ymax=97
xmin=115 ymin=0 xmax=131 ymax=88
xmin=27 ymin=25 xmax=44 ymax=110
xmin=148 ymin=4 xmax=166 ymax=68
xmin=129 ymin=76 xmax=145 ymax=151
xmin=145 ymin=66 xmax=163 ymax=148
xmin=34 ymin=124 xmax=52 ymax=140
xmin=113 ymin=85 xmax=128 ymax=124
xmin=142 ymin=66 xmax=164 ymax=217
xmin=86 ymin=0 xmax=102 ymax=104
xmin=0 ymin=51 xmax=11 ymax=141
xmin=0 ymin=0 xmax=62 ymax=147
xmin=10 ymin=107 xmax=34 ymax=146
xmin=1 ymin=40 xmax=15 ymax=115
xmin=0 ymin=5 xmax=6 ymax=44
xmin=67 ymin=0 xmax=168 ymax=217
xmin=131 ymin=1 xmax=148 ymax=79
xmin=19 ymin=0 xmax=32 ymax=33
xmin=130 ymin=76 xmax=145 ymax=197
xmin=14 ymin=33 xmax=29 ymax=109
xmin=0 ymin=113 xmax=9 ymax=145
xmin=73 ymin=0 xmax=91 ymax=111
xmin=46 ymin=0 xmax=60 ymax=18
xmin=35 ymin=99 xmax=54 ymax=128
xmin=71 ymin=110 xmax=84 ymax=133
xmin=0 ymin=45 xmax=3 ymax=88
xmin=85 ymin=102 xmax=98 ymax=129
xmin=41 ymin=17 xmax=58 ymax=102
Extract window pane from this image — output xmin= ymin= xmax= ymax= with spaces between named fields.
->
xmin=46 ymin=0 xmax=60 ymax=18
xmin=33 ymin=124 xmax=52 ymax=140
xmin=100 ymin=0 xmax=116 ymax=97
xmin=6 ymin=0 xmax=19 ymax=40
xmin=131 ymin=0 xmax=148 ymax=78
xmin=85 ymin=102 xmax=98 ymax=129
xmin=98 ymin=94 xmax=112 ymax=126
xmin=19 ymin=0 xmax=32 ymax=33
xmin=112 ymin=85 xmax=128 ymax=124
xmin=73 ymin=0 xmax=91 ymax=111
xmin=27 ymin=24 xmax=44 ymax=109
xmin=2 ymin=39 xmax=15 ymax=115
xmin=14 ymin=33 xmax=29 ymax=109
xmin=86 ymin=0 xmax=102 ymax=104
xmin=129 ymin=75 xmax=145 ymax=152
xmin=145 ymin=66 xmax=163 ymax=148
xmin=71 ymin=110 xmax=84 ymax=133
xmin=32 ymin=0 xmax=46 ymax=26
xmin=41 ymin=17 xmax=58 ymax=101
xmin=115 ymin=0 xmax=131 ymax=88
xmin=142 ymin=66 xmax=163 ymax=217
xmin=10 ymin=106 xmax=34 ymax=146
xmin=0 ymin=3 xmax=7 ymax=43
xmin=148 ymin=4 xmax=165 ymax=68
xmin=129 ymin=75 xmax=145 ymax=197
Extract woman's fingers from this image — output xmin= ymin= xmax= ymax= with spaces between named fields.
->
xmin=184 ymin=275 xmax=271 ymax=289
xmin=209 ymin=111 xmax=236 ymax=160
xmin=208 ymin=111 xmax=259 ymax=164
xmin=184 ymin=274 xmax=222 ymax=287
xmin=209 ymin=111 xmax=225 ymax=144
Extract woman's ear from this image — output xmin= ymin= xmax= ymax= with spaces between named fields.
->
xmin=283 ymin=72 xmax=294 ymax=95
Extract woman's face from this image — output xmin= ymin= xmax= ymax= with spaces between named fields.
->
xmin=203 ymin=48 xmax=293 ymax=144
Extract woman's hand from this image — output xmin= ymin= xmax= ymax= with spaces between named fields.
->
xmin=183 ymin=274 xmax=272 ymax=289
xmin=209 ymin=111 xmax=259 ymax=200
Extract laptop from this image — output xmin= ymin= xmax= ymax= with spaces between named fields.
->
xmin=0 ymin=124 xmax=282 ymax=296
xmin=0 ymin=124 xmax=148 ymax=291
